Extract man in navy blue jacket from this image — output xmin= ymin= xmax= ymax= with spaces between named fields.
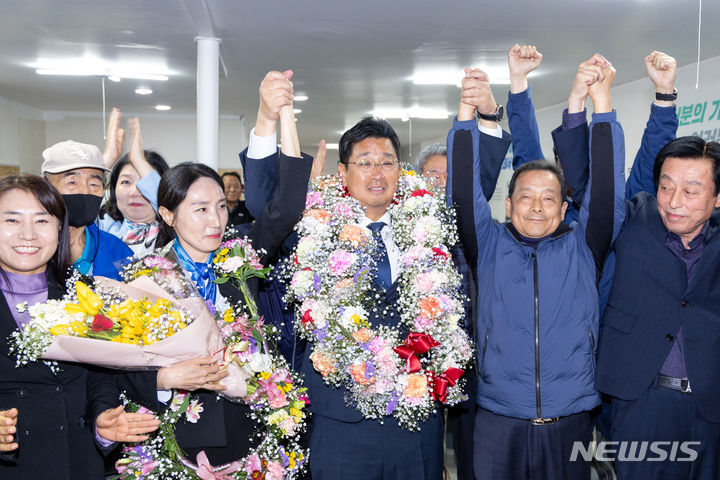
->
xmin=242 ymin=70 xmax=511 ymax=480
xmin=449 ymin=60 xmax=625 ymax=479
xmin=596 ymin=135 xmax=720 ymax=479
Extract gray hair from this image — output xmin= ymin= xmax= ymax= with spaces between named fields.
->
xmin=415 ymin=143 xmax=447 ymax=173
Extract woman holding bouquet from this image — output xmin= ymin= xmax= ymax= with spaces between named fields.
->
xmin=96 ymin=76 xmax=312 ymax=469
xmin=0 ymin=174 xmax=106 ymax=479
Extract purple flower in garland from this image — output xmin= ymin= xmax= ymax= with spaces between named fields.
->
xmin=312 ymin=274 xmax=322 ymax=292
xmin=385 ymin=392 xmax=399 ymax=415
xmin=364 ymin=360 xmax=375 ymax=379
xmin=280 ymin=449 xmax=290 ymax=468
xmin=313 ymin=326 xmax=328 ymax=341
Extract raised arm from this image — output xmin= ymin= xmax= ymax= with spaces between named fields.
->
xmin=448 ymin=69 xmax=509 ymax=269
xmin=102 ymin=107 xmax=126 ymax=169
xmin=126 ymin=117 xmax=161 ymax=212
xmin=247 ymin=72 xmax=312 ymax=266
xmin=507 ymin=44 xmax=545 ymax=167
xmin=626 ymin=51 xmax=679 ymax=198
xmin=551 ymin=54 xmax=612 ymax=213
xmin=240 ymin=70 xmax=294 ymax=218
xmin=580 ymin=60 xmax=626 ymax=275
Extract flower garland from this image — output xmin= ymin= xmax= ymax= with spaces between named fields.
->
xmin=115 ymin=238 xmax=309 ymax=480
xmin=281 ymin=170 xmax=473 ymax=430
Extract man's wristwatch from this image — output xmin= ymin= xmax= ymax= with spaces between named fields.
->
xmin=655 ymin=88 xmax=677 ymax=102
xmin=476 ymin=104 xmax=504 ymax=122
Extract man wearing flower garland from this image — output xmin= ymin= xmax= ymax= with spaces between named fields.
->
xmin=241 ymin=70 xmax=512 ymax=480
xmin=447 ymin=60 xmax=625 ymax=479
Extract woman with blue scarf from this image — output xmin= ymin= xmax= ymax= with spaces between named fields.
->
xmin=93 ymin=104 xmax=312 ymax=466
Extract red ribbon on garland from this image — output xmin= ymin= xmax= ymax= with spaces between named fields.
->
xmin=393 ymin=332 xmax=440 ymax=373
xmin=429 ymin=367 xmax=465 ymax=403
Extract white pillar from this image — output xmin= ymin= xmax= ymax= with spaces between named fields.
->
xmin=195 ymin=36 xmax=221 ymax=170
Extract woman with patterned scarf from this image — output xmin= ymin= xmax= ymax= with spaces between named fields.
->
xmin=94 ymin=100 xmax=312 ymax=468
xmin=99 ymin=115 xmax=169 ymax=258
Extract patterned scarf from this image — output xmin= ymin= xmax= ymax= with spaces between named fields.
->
xmin=122 ymin=219 xmax=160 ymax=249
xmin=172 ymin=241 xmax=216 ymax=303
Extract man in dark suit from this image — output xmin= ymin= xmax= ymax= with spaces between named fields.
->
xmin=596 ymin=136 xmax=720 ymax=479
xmin=221 ymin=171 xmax=254 ymax=227
xmin=242 ymin=70 xmax=511 ymax=480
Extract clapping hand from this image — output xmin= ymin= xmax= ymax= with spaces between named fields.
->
xmin=311 ymin=139 xmax=327 ymax=180
xmin=103 ymin=107 xmax=126 ymax=169
xmin=0 ymin=408 xmax=18 ymax=452
xmin=96 ymin=406 xmax=160 ymax=443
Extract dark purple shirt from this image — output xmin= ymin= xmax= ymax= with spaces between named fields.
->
xmin=561 ymin=108 xmax=587 ymax=131
xmin=658 ymin=222 xmax=709 ymax=377
xmin=0 ymin=270 xmax=48 ymax=329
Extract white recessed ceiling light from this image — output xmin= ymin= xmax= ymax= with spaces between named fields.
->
xmin=135 ymin=88 xmax=153 ymax=95
xmin=411 ymin=66 xmax=521 ymax=86
xmin=371 ymin=107 xmax=450 ymax=120
xmin=154 ymin=105 xmax=171 ymax=111
xmin=294 ymin=95 xmax=309 ymax=102
xmin=325 ymin=143 xmax=339 ymax=150
xmin=293 ymin=108 xmax=302 ymax=114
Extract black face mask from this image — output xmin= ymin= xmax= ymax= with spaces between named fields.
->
xmin=62 ymin=194 xmax=103 ymax=227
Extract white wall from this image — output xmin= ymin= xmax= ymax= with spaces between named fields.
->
xmin=4 ymin=54 xmax=720 ymax=188
xmin=0 ymin=97 xmax=46 ymax=173
xmin=44 ymin=113 xmax=248 ymax=172
xmin=420 ymin=55 xmax=720 ymax=220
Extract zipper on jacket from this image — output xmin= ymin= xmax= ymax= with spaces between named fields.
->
xmin=533 ymin=252 xmax=542 ymax=419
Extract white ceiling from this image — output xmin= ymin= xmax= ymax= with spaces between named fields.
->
xmin=0 ymin=0 xmax=718 ymax=154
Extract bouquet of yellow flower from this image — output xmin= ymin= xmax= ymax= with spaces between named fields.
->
xmin=10 ymin=274 xmax=233 ymax=384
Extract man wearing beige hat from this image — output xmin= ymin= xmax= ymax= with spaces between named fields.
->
xmin=42 ymin=140 xmax=132 ymax=280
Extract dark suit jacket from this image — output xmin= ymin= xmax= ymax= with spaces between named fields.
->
xmin=596 ymin=193 xmax=720 ymax=423
xmin=102 ymin=151 xmax=313 ymax=465
xmin=0 ymin=278 xmax=105 ymax=480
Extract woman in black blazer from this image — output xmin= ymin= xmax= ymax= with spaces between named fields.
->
xmin=0 ymin=174 xmax=105 ymax=479
xmin=95 ymin=113 xmax=312 ymax=465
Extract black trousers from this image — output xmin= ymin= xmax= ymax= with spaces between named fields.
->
xmin=611 ymin=380 xmax=720 ymax=480
xmin=309 ymin=411 xmax=443 ymax=480
xmin=473 ymin=407 xmax=592 ymax=480
xmin=447 ymin=371 xmax=477 ymax=480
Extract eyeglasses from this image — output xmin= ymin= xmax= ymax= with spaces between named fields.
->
xmin=347 ymin=160 xmax=398 ymax=172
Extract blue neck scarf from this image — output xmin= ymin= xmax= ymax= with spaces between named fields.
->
xmin=173 ymin=241 xmax=217 ymax=303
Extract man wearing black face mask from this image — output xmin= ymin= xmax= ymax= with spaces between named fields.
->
xmin=42 ymin=140 xmax=132 ymax=280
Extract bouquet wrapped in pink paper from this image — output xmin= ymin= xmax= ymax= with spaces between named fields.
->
xmin=11 ymin=267 xmax=251 ymax=398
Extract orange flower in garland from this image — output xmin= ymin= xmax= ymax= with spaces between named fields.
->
xmin=418 ymin=296 xmax=442 ymax=319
